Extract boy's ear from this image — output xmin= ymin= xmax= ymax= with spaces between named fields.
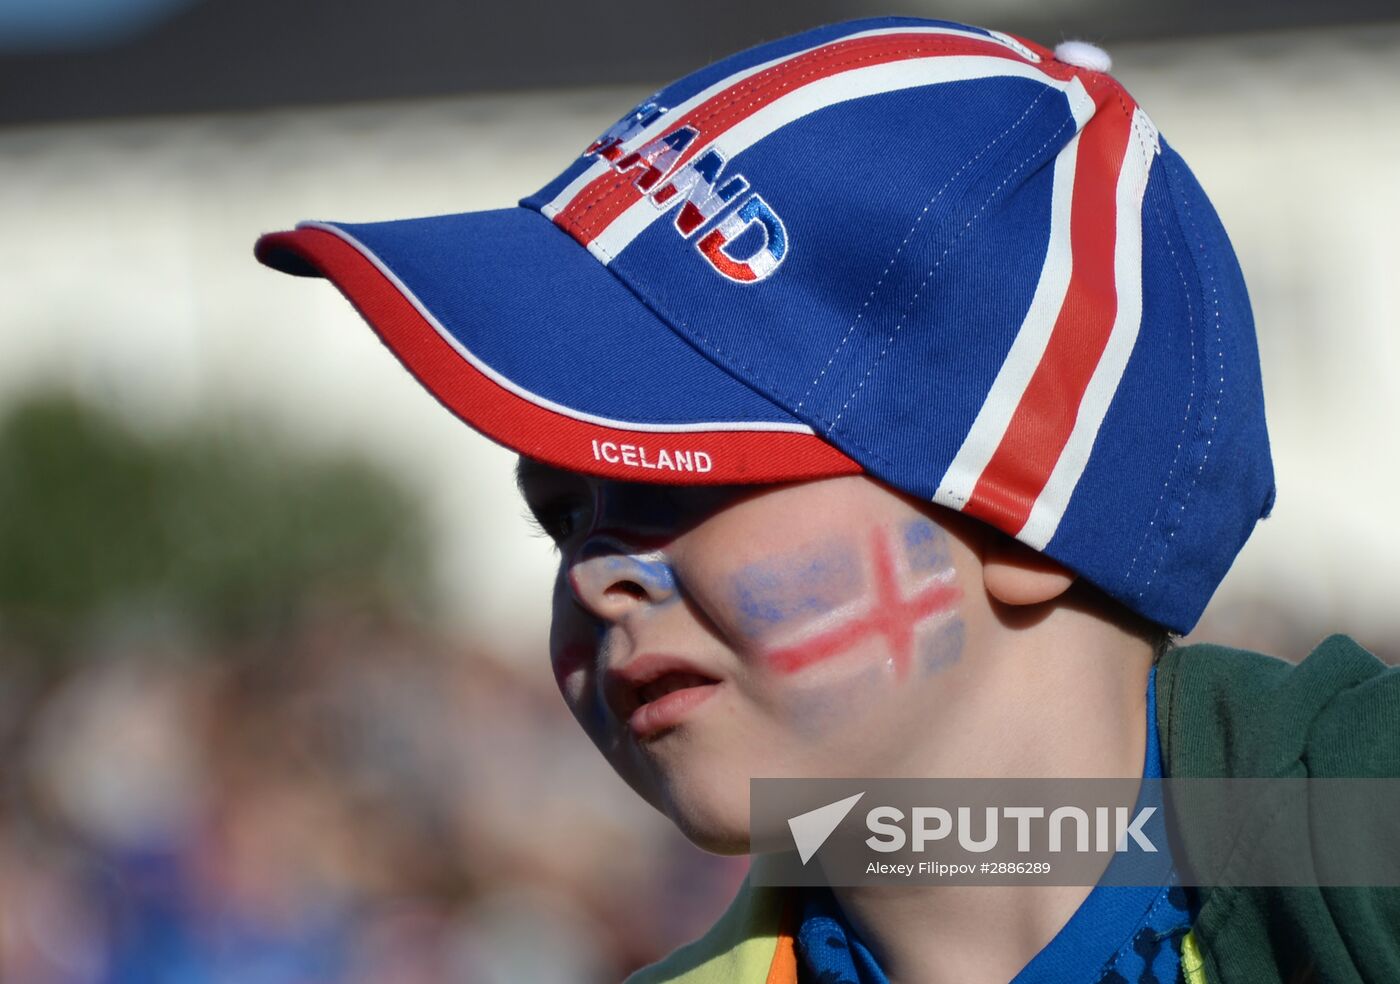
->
xmin=980 ymin=531 xmax=1076 ymax=607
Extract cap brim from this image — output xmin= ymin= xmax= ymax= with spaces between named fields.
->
xmin=255 ymin=207 xmax=860 ymax=484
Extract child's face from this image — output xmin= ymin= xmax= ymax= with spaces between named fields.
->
xmin=518 ymin=460 xmax=980 ymax=853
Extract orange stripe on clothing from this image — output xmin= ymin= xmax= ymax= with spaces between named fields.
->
xmin=764 ymin=894 xmax=800 ymax=984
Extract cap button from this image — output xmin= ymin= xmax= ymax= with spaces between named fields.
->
xmin=1054 ymin=40 xmax=1112 ymax=73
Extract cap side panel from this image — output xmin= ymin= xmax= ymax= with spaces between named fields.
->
xmin=1131 ymin=142 xmax=1273 ymax=628
xmin=1041 ymin=140 xmax=1272 ymax=634
xmin=257 ymin=226 xmax=863 ymax=484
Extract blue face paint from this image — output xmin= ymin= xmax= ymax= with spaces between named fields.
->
xmin=780 ymin=660 xmax=887 ymax=739
xmin=602 ymin=552 xmax=678 ymax=600
xmin=730 ymin=539 xmax=866 ymax=639
xmin=920 ymin=618 xmax=964 ymax=676
xmin=902 ymin=517 xmax=950 ymax=573
xmin=573 ymin=535 xmax=682 ymax=611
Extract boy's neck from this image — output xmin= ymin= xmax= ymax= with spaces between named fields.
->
xmin=829 ymin=616 xmax=1154 ymax=984
xmin=830 ymin=883 xmax=1103 ymax=984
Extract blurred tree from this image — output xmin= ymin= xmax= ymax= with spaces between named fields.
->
xmin=0 ymin=391 xmax=430 ymax=657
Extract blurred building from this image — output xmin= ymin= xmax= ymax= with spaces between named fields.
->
xmin=2 ymin=23 xmax=1398 ymax=657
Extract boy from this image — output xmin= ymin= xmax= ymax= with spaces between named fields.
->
xmin=255 ymin=17 xmax=1400 ymax=983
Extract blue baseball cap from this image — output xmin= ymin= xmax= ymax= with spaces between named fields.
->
xmin=255 ymin=16 xmax=1275 ymax=633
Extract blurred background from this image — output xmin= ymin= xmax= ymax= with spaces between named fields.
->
xmin=1 ymin=1 xmax=1397 ymax=981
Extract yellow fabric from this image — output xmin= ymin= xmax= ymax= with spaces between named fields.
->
xmin=1180 ymin=929 xmax=1208 ymax=984
xmin=624 ymin=876 xmax=782 ymax=984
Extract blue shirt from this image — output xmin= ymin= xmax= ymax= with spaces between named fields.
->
xmin=796 ymin=668 xmax=1195 ymax=984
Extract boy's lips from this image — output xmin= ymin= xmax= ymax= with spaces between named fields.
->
xmin=605 ymin=653 xmax=723 ymax=738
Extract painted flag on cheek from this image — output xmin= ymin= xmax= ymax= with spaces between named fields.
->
xmin=732 ymin=521 xmax=962 ymax=680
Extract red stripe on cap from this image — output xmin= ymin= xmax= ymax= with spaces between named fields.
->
xmin=961 ymin=87 xmax=1136 ymax=533
xmin=254 ymin=227 xmax=863 ymax=485
xmin=555 ymin=31 xmax=1028 ymax=247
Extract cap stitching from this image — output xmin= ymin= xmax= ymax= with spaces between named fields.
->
xmin=796 ymin=86 xmax=1051 ymax=411
xmin=824 ymin=112 xmax=1074 ymax=433
xmin=566 ymin=38 xmax=1032 ymax=241
xmin=1137 ymin=151 xmax=1225 ymax=604
xmin=1124 ymin=162 xmax=1198 ymax=593
xmin=1115 ymin=86 xmax=1159 ymax=178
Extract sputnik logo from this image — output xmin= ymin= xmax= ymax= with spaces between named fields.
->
xmin=789 ymin=792 xmax=865 ymax=865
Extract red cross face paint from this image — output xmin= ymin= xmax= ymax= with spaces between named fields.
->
xmin=517 ymin=463 xmax=978 ymax=855
xmin=731 ymin=521 xmax=963 ymax=681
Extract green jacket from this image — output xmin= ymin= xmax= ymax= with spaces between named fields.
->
xmin=626 ymin=634 xmax=1400 ymax=984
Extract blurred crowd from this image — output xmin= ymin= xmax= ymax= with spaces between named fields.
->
xmin=4 ymin=604 xmax=1389 ymax=984
xmin=0 ymin=605 xmax=746 ymax=984
xmin=0 ymin=396 xmax=1392 ymax=984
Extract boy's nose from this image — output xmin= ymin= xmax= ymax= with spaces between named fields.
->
xmin=567 ymin=537 xmax=679 ymax=621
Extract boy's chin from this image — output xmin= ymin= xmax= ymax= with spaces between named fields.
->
xmin=674 ymin=819 xmax=751 ymax=856
xmin=655 ymin=788 xmax=752 ymax=856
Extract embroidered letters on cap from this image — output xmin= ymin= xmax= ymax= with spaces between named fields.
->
xmin=581 ymin=111 xmax=789 ymax=283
